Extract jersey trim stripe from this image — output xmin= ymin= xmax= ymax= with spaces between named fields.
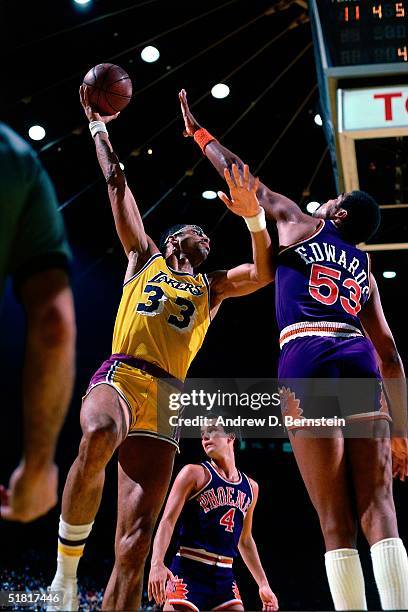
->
xmin=216 ymin=599 xmax=244 ymax=610
xmin=279 ymin=321 xmax=363 ymax=348
xmin=242 ymin=473 xmax=254 ymax=507
xmin=166 ymin=264 xmax=199 ymax=278
xmin=123 ymin=252 xmax=162 ymax=287
xmin=177 ymin=546 xmax=233 ymax=567
xmin=203 ymin=273 xmax=212 ymax=322
xmin=188 ymin=462 xmax=213 ymax=500
xmin=206 ymin=460 xmax=242 ymax=485
xmin=367 ymin=252 xmax=372 ymax=297
xmin=279 ymin=220 xmax=325 ymax=254
xmin=166 ymin=599 xmax=199 ymax=611
xmin=127 ymin=429 xmax=180 ymax=450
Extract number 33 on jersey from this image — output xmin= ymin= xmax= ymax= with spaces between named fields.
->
xmin=112 ymin=253 xmax=211 ymax=381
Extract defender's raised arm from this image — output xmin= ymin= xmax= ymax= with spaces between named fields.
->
xmin=179 ymin=88 xmax=304 ymax=226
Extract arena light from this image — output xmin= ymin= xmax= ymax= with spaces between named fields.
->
xmin=211 ymin=83 xmax=230 ymax=99
xmin=202 ymin=190 xmax=217 ymax=200
xmin=74 ymin=0 xmax=91 ymax=4
xmin=119 ymin=162 xmax=125 ymax=170
xmin=383 ymin=271 xmax=397 ymax=279
xmin=28 ymin=125 xmax=46 ymax=141
xmin=147 ymin=148 xmax=153 ymax=155
xmin=141 ymin=46 xmax=160 ymax=63
xmin=314 ymin=113 xmax=323 ymax=126
xmin=306 ymin=201 xmax=320 ymax=214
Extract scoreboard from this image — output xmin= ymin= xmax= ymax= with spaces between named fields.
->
xmin=318 ymin=1 xmax=407 ymax=67
xmin=309 ymin=0 xmax=408 ymax=249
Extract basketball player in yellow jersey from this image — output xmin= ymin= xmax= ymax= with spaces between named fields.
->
xmin=47 ymin=85 xmax=274 ymax=612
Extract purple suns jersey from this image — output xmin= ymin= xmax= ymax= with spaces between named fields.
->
xmin=176 ymin=461 xmax=253 ymax=558
xmin=275 ymin=220 xmax=371 ymax=334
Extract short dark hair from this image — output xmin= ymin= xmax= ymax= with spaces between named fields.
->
xmin=206 ymin=409 xmax=241 ymax=441
xmin=340 ymin=190 xmax=381 ymax=244
xmin=159 ymin=224 xmax=190 ymax=253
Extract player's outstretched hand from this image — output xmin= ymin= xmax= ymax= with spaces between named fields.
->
xmin=179 ymin=89 xmax=202 ymax=137
xmin=148 ymin=561 xmax=175 ymax=606
xmin=0 ymin=462 xmax=58 ymax=522
xmin=259 ymin=584 xmax=279 ymax=611
xmin=218 ymin=164 xmax=261 ymax=218
xmin=391 ymin=437 xmax=408 ymax=481
xmin=79 ymin=84 xmax=120 ymax=124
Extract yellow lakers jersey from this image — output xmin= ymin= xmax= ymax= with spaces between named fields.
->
xmin=112 ymin=253 xmax=211 ymax=381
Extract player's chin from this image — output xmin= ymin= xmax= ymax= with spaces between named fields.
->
xmin=193 ymin=246 xmax=210 ymax=266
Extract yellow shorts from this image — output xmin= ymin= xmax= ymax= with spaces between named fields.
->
xmin=84 ymin=355 xmax=181 ymax=450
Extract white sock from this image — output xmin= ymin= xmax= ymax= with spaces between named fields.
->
xmin=325 ymin=548 xmax=367 ymax=610
xmin=371 ymin=537 xmax=408 ymax=610
xmin=54 ymin=516 xmax=94 ymax=581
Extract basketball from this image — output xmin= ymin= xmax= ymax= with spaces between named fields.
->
xmin=83 ymin=63 xmax=132 ymax=115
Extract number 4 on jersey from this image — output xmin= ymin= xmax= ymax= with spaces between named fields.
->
xmin=220 ymin=508 xmax=235 ymax=533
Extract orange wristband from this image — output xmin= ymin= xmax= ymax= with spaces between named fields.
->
xmin=194 ymin=128 xmax=216 ymax=154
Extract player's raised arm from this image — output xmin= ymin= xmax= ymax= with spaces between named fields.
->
xmin=359 ymin=274 xmax=408 ymax=481
xmin=207 ymin=164 xmax=274 ymax=312
xmin=80 ymin=85 xmax=158 ymax=259
xmin=238 ymin=480 xmax=279 ymax=611
xmin=179 ymin=88 xmax=302 ymax=225
xmin=148 ymin=465 xmax=202 ymax=605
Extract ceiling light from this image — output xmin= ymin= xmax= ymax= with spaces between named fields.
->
xmin=306 ymin=201 xmax=320 ymax=213
xmin=383 ymin=271 xmax=397 ymax=279
xmin=28 ymin=125 xmax=46 ymax=141
xmin=147 ymin=148 xmax=153 ymax=155
xmin=314 ymin=113 xmax=323 ymax=126
xmin=74 ymin=0 xmax=91 ymax=4
xmin=202 ymin=190 xmax=217 ymax=200
xmin=211 ymin=83 xmax=230 ymax=99
xmin=141 ymin=46 xmax=160 ymax=63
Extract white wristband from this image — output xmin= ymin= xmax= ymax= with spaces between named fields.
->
xmin=89 ymin=121 xmax=108 ymax=138
xmin=243 ymin=207 xmax=266 ymax=232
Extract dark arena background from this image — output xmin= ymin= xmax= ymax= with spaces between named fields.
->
xmin=1 ymin=1 xmax=407 ymax=610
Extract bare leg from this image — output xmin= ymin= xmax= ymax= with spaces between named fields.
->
xmin=288 ymin=428 xmax=367 ymax=610
xmin=61 ymin=385 xmax=129 ymax=524
xmin=346 ymin=420 xmax=398 ymax=546
xmin=288 ymin=429 xmax=357 ymax=550
xmin=102 ymin=436 xmax=175 ymax=610
xmin=346 ymin=422 xmax=408 ymax=611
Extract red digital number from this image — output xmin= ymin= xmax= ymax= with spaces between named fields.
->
xmin=343 ymin=6 xmax=360 ymax=22
xmin=220 ymin=508 xmax=235 ymax=533
xmin=309 ymin=264 xmax=363 ymax=315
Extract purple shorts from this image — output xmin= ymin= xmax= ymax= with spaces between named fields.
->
xmin=278 ymin=336 xmax=390 ymax=427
